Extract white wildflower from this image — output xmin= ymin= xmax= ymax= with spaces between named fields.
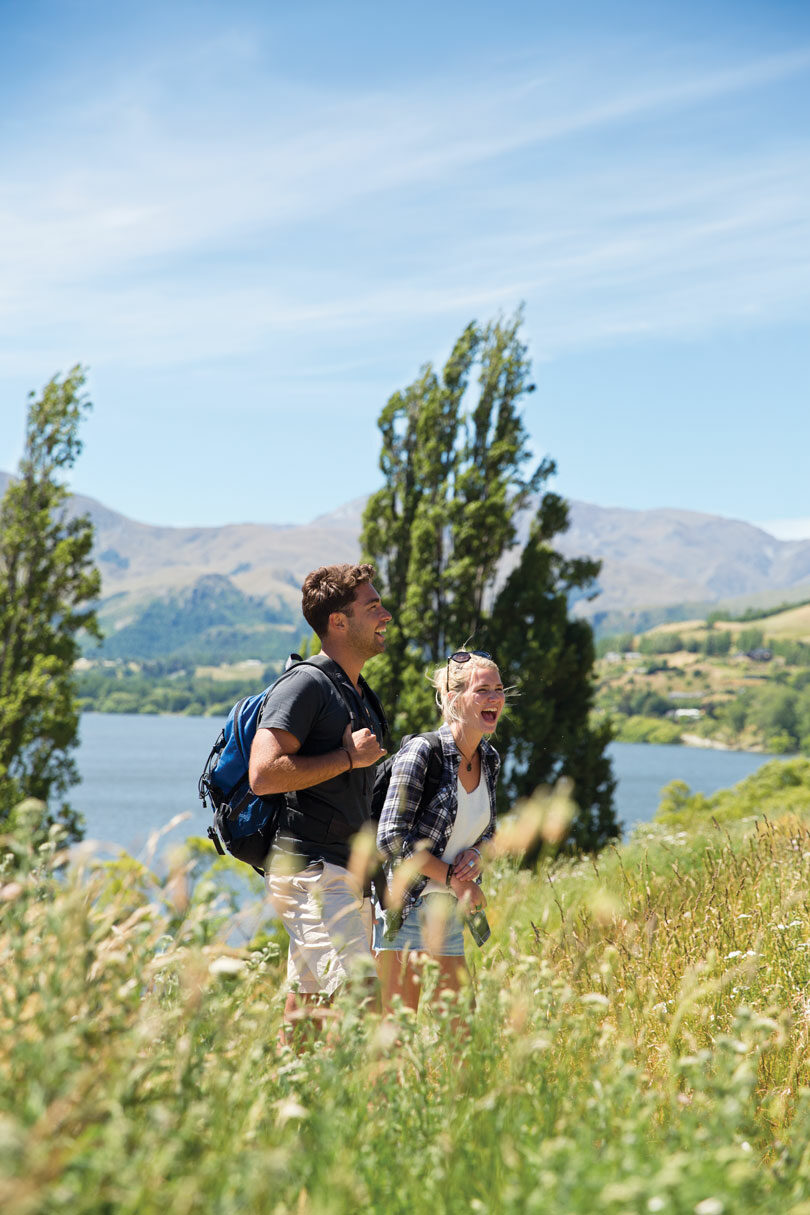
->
xmin=208 ymin=956 xmax=248 ymax=977
xmin=694 ymin=1199 xmax=724 ymax=1215
xmin=275 ymin=1098 xmax=307 ymax=1126
xmin=725 ymin=951 xmax=743 ymax=959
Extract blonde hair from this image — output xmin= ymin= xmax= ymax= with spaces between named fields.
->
xmin=429 ymin=653 xmax=501 ymax=725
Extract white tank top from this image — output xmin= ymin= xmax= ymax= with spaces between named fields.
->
xmin=423 ymin=776 xmax=491 ymax=895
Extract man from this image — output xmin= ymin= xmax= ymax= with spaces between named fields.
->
xmin=249 ymin=563 xmax=391 ymax=1036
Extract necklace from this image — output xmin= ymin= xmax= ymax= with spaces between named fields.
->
xmin=458 ymin=746 xmax=478 ymax=773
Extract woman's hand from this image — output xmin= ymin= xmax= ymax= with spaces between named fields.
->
xmin=452 ymin=847 xmax=482 ymax=881
xmin=449 ymin=876 xmax=486 ymax=912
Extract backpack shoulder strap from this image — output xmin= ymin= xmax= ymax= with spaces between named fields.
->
xmin=420 ymin=731 xmax=444 ymax=806
xmin=297 ymin=653 xmax=358 ymax=725
xmin=398 ymin=730 xmax=443 ymax=808
xmin=301 ymin=654 xmax=389 ymax=742
xmin=357 ymin=674 xmax=390 ymax=744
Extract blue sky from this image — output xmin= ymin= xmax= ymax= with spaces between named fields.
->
xmin=0 ymin=0 xmax=808 ymax=536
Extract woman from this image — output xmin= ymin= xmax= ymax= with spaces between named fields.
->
xmin=374 ymin=650 xmax=505 ymax=1011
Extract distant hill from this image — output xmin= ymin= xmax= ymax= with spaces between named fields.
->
xmin=555 ymin=503 xmax=810 ymax=618
xmin=3 ymin=470 xmax=810 ymax=659
xmin=645 ymin=599 xmax=810 ymax=644
xmin=0 ymin=471 xmax=362 ymax=661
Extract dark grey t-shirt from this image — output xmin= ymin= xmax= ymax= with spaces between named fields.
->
xmin=256 ymin=659 xmax=385 ymax=869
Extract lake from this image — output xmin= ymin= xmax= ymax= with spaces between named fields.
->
xmin=71 ymin=712 xmax=777 ymax=859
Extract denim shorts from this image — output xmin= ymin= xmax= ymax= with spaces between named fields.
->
xmin=373 ymin=892 xmax=466 ymax=957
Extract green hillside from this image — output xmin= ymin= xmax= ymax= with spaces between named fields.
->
xmin=590 ymin=584 xmax=810 ymax=639
xmin=596 ymin=602 xmax=810 ymax=753
xmin=92 ymin=574 xmax=300 ymax=665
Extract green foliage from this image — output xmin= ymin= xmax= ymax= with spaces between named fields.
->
xmin=8 ymin=798 xmax=810 ymax=1210
xmin=638 ymin=631 xmax=685 ymax=654
xmin=620 ymin=687 xmax=673 ymax=717
xmin=771 ymin=637 xmax=810 ymax=666
xmin=95 ymin=574 xmax=296 ymax=664
xmin=75 ymin=662 xmax=280 ymax=717
xmin=637 ymin=629 xmax=733 ymax=658
xmin=363 ymin=314 xmax=543 ymax=722
xmin=595 ymin=632 xmax=635 ymax=657
xmin=737 ymin=627 xmax=765 ymax=653
xmin=656 ymin=756 xmax=810 ymax=825
xmin=711 ymin=681 xmax=810 ymax=754
xmin=591 ymin=601 xmax=715 ymax=639
xmin=722 ymin=597 xmax=810 ymax=623
xmin=0 ymin=367 xmax=100 ymax=841
xmin=614 ymin=715 xmax=684 ymax=745
xmin=362 ymin=312 xmax=617 ymax=849
xmin=488 ymin=508 xmax=616 ymax=845
xmin=702 ymin=630 xmax=732 ymax=657
xmin=596 ymin=620 xmax=810 ymax=754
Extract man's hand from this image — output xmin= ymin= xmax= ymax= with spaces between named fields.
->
xmin=342 ymin=722 xmax=386 ymax=769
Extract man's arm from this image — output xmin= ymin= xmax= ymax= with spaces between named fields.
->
xmin=249 ymin=722 xmax=384 ymax=795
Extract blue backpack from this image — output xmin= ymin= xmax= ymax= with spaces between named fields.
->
xmin=200 ymin=653 xmax=358 ymax=873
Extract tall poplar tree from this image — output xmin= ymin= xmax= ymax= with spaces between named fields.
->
xmin=488 ymin=496 xmax=617 ymax=847
xmin=0 ymin=367 xmax=100 ymax=843
xmin=361 ymin=313 xmax=618 ymax=849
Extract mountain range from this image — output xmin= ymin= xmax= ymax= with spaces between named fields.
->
xmin=3 ymin=470 xmax=810 ymax=659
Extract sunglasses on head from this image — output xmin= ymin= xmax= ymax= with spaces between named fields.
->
xmin=446 ymin=650 xmax=493 ymax=692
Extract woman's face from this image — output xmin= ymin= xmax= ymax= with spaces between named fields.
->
xmin=455 ymin=664 xmax=505 ymax=734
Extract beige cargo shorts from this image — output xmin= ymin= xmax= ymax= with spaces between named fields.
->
xmin=266 ymin=859 xmax=374 ymax=996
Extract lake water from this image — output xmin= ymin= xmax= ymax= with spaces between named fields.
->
xmin=72 ymin=712 xmax=778 ymax=859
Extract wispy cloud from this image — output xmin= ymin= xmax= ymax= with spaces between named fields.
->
xmin=1 ymin=31 xmax=809 ymax=376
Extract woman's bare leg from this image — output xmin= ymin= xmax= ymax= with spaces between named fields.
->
xmin=433 ymin=955 xmax=472 ymax=1033
xmin=378 ymin=948 xmax=421 ymax=1013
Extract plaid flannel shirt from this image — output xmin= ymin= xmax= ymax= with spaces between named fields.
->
xmin=376 ymin=723 xmax=500 ymax=925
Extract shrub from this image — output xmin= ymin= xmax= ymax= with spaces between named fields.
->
xmin=615 ymin=715 xmax=683 ymax=744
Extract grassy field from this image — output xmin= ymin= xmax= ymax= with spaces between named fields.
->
xmin=5 ymin=767 xmax=810 ymax=1212
xmin=648 ymin=603 xmax=810 ymax=644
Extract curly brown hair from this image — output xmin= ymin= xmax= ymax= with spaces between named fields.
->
xmin=301 ymin=563 xmax=377 ymax=639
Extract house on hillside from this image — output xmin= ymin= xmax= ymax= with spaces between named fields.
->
xmin=744 ymin=648 xmax=772 ymax=662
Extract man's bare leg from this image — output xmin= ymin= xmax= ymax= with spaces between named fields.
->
xmin=278 ymin=991 xmax=335 ymax=1049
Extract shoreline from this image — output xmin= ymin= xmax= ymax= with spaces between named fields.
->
xmin=679 ymin=732 xmax=775 ymax=755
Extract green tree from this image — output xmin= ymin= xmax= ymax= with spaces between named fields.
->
xmin=361 ymin=313 xmax=617 ymax=848
xmin=749 ymin=686 xmax=798 ymax=750
xmin=702 ymin=630 xmax=732 ymax=657
xmin=638 ymin=632 xmax=684 ymax=655
xmin=737 ymin=627 xmax=765 ymax=653
xmin=488 ymin=501 xmax=617 ymax=845
xmin=0 ymin=367 xmax=100 ymax=842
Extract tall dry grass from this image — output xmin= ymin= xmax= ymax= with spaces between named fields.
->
xmin=3 ymin=782 xmax=810 ymax=1212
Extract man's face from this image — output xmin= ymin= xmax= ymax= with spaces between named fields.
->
xmin=342 ymin=582 xmax=391 ymax=659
